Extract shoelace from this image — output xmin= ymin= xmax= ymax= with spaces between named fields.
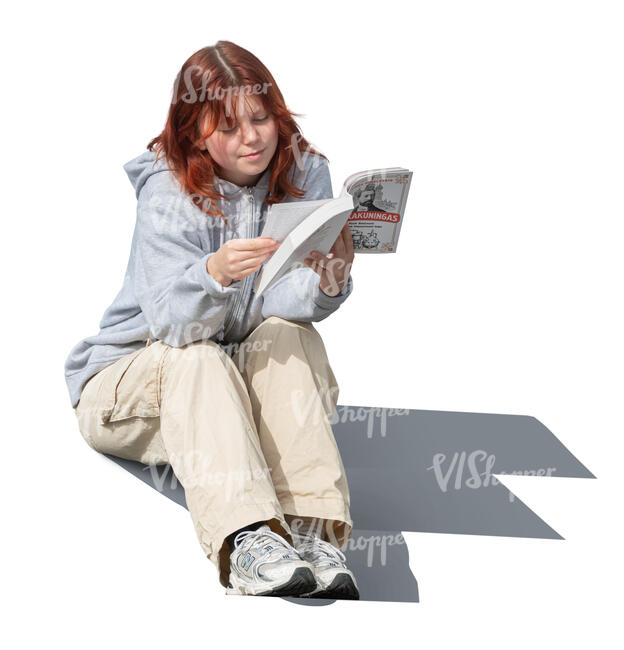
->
xmin=292 ymin=531 xmax=347 ymax=568
xmin=233 ymin=528 xmax=302 ymax=581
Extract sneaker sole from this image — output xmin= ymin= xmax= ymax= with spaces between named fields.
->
xmin=227 ymin=566 xmax=317 ymax=597
xmin=301 ymin=573 xmax=360 ymax=600
xmin=256 ymin=567 xmax=317 ymax=597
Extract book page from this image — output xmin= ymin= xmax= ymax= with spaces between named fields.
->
xmin=255 ymin=209 xmax=352 ymax=297
xmin=260 ymin=199 xmax=333 ymax=242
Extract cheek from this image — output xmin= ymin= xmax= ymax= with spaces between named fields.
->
xmin=262 ymin=122 xmax=279 ymax=148
xmin=207 ymin=137 xmax=234 ymax=162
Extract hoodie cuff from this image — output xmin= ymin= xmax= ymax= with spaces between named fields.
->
xmin=198 ymin=252 xmax=244 ymax=297
xmin=312 ymin=273 xmax=353 ymax=309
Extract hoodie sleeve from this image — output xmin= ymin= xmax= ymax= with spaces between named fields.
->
xmin=261 ymin=154 xmax=354 ymax=322
xmin=132 ymin=186 xmax=243 ymax=347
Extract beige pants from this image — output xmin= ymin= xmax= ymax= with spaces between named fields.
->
xmin=74 ymin=316 xmax=353 ymax=587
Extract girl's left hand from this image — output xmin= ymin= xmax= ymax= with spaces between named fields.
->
xmin=304 ymin=223 xmax=355 ymax=297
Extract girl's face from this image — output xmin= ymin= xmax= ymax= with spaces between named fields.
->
xmin=198 ymin=95 xmax=278 ymax=188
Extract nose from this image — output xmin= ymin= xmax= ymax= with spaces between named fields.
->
xmin=240 ymin=121 xmax=260 ymax=145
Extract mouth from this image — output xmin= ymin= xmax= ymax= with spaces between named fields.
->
xmin=241 ymin=148 xmax=264 ymax=159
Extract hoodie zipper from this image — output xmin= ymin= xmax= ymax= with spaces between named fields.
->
xmin=221 ymin=187 xmax=254 ymax=340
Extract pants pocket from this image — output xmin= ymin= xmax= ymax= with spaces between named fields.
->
xmin=98 ymin=346 xmax=162 ymax=424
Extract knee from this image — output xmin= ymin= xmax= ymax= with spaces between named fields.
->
xmin=248 ymin=317 xmax=319 ymax=351
xmin=263 ymin=315 xmax=294 ymax=327
xmin=245 ymin=317 xmax=329 ymax=367
xmin=261 ymin=316 xmax=317 ymax=336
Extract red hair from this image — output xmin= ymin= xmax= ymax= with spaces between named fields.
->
xmin=147 ymin=41 xmax=328 ymax=224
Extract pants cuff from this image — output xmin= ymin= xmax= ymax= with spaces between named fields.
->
xmin=209 ymin=501 xmax=290 ymax=589
xmin=278 ymin=496 xmax=353 ymax=550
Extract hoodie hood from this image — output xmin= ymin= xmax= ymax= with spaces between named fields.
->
xmin=123 ymin=150 xmax=171 ymax=198
xmin=123 ymin=149 xmax=272 ymax=200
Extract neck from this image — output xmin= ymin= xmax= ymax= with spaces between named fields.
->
xmin=216 ymin=165 xmax=265 ymax=188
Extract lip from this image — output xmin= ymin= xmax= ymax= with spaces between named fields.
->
xmin=241 ymin=148 xmax=264 ymax=159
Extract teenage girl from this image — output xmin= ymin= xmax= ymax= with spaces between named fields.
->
xmin=65 ymin=40 xmax=358 ymax=599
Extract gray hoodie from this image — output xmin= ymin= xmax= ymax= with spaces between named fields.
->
xmin=63 ymin=149 xmax=354 ymax=409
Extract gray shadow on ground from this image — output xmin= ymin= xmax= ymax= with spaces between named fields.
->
xmin=106 ymin=406 xmax=595 ymax=603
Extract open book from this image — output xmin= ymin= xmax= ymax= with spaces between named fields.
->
xmin=253 ymin=167 xmax=413 ymax=297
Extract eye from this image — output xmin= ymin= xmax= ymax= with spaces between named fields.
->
xmin=219 ymin=124 xmax=238 ymax=133
xmin=253 ymin=115 xmax=269 ymax=122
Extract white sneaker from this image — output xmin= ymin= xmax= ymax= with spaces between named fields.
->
xmin=291 ymin=530 xmax=360 ymax=600
xmin=225 ymin=524 xmax=317 ymax=597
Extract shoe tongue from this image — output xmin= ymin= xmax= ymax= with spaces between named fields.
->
xmin=255 ymin=524 xmax=280 ymax=555
xmin=291 ymin=530 xmax=318 ymax=545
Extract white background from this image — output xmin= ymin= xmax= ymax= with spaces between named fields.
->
xmin=2 ymin=0 xmax=622 ymax=647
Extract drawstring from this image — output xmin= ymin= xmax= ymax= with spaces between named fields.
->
xmin=146 ymin=338 xmax=152 ymax=347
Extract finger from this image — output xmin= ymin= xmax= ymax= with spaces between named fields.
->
xmin=245 ymin=237 xmax=280 ymax=249
xmin=307 ymin=251 xmax=330 ymax=270
xmin=330 ymin=226 xmax=347 ymax=256
xmin=229 ymin=237 xmax=279 ymax=251
xmin=317 ymin=255 xmax=344 ymax=279
xmin=233 ymin=250 xmax=275 ymax=268
xmin=237 ymin=258 xmax=266 ymax=275
xmin=342 ymin=224 xmax=354 ymax=255
xmin=333 ymin=230 xmax=346 ymax=256
xmin=304 ymin=256 xmax=324 ymax=275
xmin=231 ymin=246 xmax=277 ymax=263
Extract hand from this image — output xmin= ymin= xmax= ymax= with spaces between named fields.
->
xmin=304 ymin=223 xmax=355 ymax=297
xmin=207 ymin=237 xmax=280 ymax=287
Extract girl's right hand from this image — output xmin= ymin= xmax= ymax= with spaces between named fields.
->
xmin=206 ymin=237 xmax=280 ymax=287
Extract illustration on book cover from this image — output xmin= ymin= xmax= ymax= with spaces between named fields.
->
xmin=347 ymin=173 xmax=410 ymax=253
